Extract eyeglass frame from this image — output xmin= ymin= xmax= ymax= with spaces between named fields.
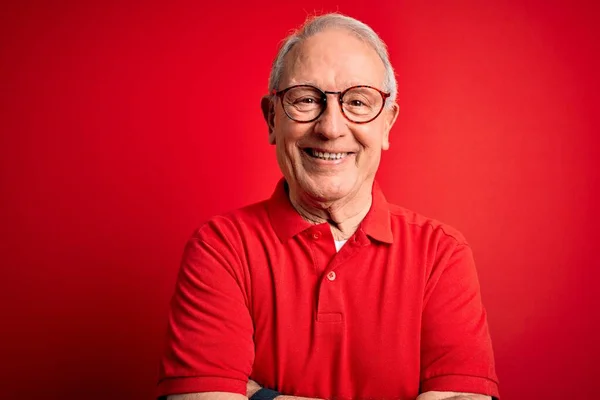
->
xmin=271 ymin=84 xmax=391 ymax=124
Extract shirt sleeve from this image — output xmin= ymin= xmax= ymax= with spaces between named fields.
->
xmin=420 ymin=242 xmax=500 ymax=399
xmin=157 ymin=225 xmax=254 ymax=398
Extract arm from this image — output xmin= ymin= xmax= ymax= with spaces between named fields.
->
xmin=245 ymin=380 xmax=322 ymax=400
xmin=164 ymin=386 xmax=490 ymax=400
xmin=164 ymin=381 xmax=321 ymax=400
xmin=246 ymin=382 xmax=491 ymax=400
xmin=419 ymin=243 xmax=499 ymax=398
xmin=157 ymin=226 xmax=254 ymax=398
xmin=159 ymin=226 xmax=323 ymax=400
xmin=167 ymin=394 xmax=246 ymax=400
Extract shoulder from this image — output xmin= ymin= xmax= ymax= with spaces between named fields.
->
xmin=179 ymin=200 xmax=272 ymax=271
xmin=193 ymin=199 xmax=271 ymax=244
xmin=385 ymin=204 xmax=479 ymax=290
xmin=386 ymin=202 xmax=469 ymax=247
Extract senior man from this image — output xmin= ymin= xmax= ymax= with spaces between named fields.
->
xmin=158 ymin=13 xmax=499 ymax=400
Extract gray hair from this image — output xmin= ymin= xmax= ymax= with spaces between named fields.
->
xmin=268 ymin=13 xmax=397 ymax=106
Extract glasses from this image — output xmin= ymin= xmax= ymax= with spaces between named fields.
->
xmin=272 ymin=84 xmax=391 ymax=124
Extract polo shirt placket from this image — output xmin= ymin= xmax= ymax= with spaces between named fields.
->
xmin=307 ymin=226 xmax=372 ymax=325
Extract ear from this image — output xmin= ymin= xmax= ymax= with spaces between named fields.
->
xmin=261 ymin=95 xmax=276 ymax=145
xmin=381 ymin=102 xmax=399 ymax=151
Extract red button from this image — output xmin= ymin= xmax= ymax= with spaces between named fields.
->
xmin=312 ymin=232 xmax=321 ymax=240
xmin=327 ymin=271 xmax=336 ymax=281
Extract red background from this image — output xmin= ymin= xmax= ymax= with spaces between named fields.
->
xmin=1 ymin=1 xmax=598 ymax=399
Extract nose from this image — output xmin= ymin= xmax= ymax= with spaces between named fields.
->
xmin=313 ymin=95 xmax=348 ymax=140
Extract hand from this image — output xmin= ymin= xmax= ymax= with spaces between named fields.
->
xmin=417 ymin=393 xmax=491 ymax=400
xmin=444 ymin=397 xmax=489 ymax=400
xmin=246 ymin=379 xmax=262 ymax=398
xmin=443 ymin=397 xmax=476 ymax=400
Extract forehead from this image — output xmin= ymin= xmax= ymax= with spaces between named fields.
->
xmin=280 ymin=28 xmax=386 ymax=90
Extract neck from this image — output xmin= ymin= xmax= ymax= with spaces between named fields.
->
xmin=288 ymin=183 xmax=373 ymax=241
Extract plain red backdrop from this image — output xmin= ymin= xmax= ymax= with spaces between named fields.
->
xmin=1 ymin=1 xmax=598 ymax=399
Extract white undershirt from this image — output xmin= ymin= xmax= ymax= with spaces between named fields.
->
xmin=334 ymin=239 xmax=348 ymax=252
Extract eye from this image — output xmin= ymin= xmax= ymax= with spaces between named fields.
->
xmin=296 ymin=97 xmax=316 ymax=104
xmin=348 ymin=99 xmax=365 ymax=107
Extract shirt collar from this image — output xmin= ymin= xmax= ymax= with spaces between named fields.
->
xmin=266 ymin=178 xmax=393 ymax=244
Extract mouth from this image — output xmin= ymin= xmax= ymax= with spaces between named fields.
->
xmin=303 ymin=148 xmax=354 ymax=161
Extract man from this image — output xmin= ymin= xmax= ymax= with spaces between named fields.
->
xmin=158 ymin=13 xmax=499 ymax=400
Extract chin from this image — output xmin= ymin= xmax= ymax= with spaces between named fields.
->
xmin=302 ymin=175 xmax=356 ymax=202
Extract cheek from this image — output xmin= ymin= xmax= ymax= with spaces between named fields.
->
xmin=274 ymin=126 xmax=302 ymax=166
xmin=366 ymin=122 xmax=389 ymax=149
xmin=354 ymin=127 xmax=381 ymax=151
xmin=276 ymin=121 xmax=309 ymax=151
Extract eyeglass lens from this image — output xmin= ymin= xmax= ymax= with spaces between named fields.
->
xmin=282 ymin=86 xmax=385 ymax=123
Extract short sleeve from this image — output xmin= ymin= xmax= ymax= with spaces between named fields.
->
xmin=420 ymin=243 xmax=500 ymax=398
xmin=157 ymin=227 xmax=254 ymax=398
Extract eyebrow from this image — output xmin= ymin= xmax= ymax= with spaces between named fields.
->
xmin=288 ymin=81 xmax=379 ymax=90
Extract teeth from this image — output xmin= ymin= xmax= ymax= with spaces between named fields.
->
xmin=310 ymin=150 xmax=348 ymax=160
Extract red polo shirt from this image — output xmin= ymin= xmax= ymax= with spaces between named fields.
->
xmin=158 ymin=180 xmax=499 ymax=399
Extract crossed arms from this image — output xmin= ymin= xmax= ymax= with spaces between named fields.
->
xmin=167 ymin=384 xmax=492 ymax=400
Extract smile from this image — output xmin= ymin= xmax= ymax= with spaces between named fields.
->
xmin=304 ymin=148 xmax=352 ymax=161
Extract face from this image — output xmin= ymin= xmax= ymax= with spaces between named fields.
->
xmin=262 ymin=28 xmax=399 ymax=203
